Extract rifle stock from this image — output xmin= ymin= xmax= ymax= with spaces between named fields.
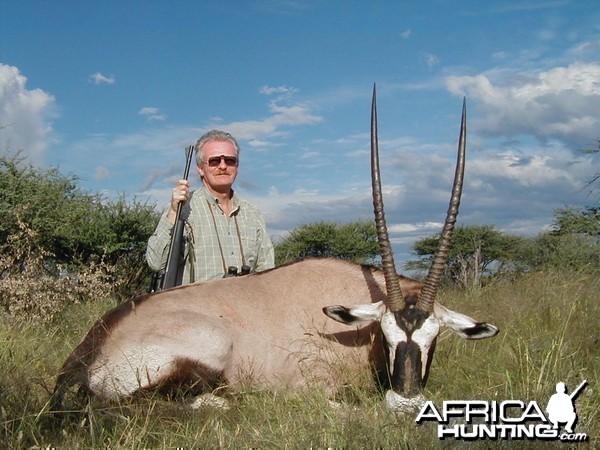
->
xmin=160 ymin=145 xmax=195 ymax=290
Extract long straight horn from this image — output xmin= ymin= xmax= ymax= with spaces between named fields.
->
xmin=371 ymin=84 xmax=404 ymax=312
xmin=417 ymin=98 xmax=467 ymax=312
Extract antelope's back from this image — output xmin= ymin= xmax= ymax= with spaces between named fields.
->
xmin=62 ymin=259 xmax=421 ymax=396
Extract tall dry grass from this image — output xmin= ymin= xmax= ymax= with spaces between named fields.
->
xmin=1 ymin=269 xmax=598 ymax=448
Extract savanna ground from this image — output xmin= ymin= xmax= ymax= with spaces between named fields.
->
xmin=1 ymin=269 xmax=598 ymax=449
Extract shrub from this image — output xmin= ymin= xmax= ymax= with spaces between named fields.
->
xmin=0 ymin=219 xmax=115 ymax=322
xmin=518 ymin=232 xmax=600 ymax=274
xmin=0 ymin=153 xmax=159 ymax=300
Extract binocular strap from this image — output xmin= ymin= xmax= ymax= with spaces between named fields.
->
xmin=206 ymin=199 xmax=248 ymax=276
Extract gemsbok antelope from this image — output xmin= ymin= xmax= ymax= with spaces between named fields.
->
xmin=50 ymin=87 xmax=499 ymax=414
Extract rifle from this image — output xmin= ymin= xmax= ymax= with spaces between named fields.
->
xmin=569 ymin=379 xmax=587 ymax=400
xmin=159 ymin=145 xmax=195 ymax=290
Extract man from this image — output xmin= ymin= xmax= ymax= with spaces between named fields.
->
xmin=146 ymin=130 xmax=274 ymax=284
xmin=546 ymin=382 xmax=577 ymax=433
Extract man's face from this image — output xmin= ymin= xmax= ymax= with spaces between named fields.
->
xmin=197 ymin=140 xmax=239 ymax=193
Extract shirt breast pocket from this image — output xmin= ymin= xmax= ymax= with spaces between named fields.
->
xmin=239 ymin=227 xmax=259 ymax=266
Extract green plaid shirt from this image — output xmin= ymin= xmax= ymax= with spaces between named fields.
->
xmin=146 ymin=186 xmax=274 ymax=283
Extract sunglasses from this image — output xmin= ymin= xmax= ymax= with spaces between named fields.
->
xmin=204 ymin=155 xmax=238 ymax=168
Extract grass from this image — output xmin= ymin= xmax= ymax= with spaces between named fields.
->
xmin=1 ymin=269 xmax=598 ymax=448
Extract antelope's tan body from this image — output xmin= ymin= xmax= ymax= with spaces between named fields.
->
xmin=55 ymin=260 xmax=420 ymax=401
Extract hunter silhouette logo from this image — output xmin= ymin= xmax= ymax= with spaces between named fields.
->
xmin=416 ymin=379 xmax=589 ymax=442
xmin=546 ymin=380 xmax=587 ymax=434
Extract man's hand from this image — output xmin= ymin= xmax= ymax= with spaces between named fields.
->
xmin=167 ymin=179 xmax=190 ymax=223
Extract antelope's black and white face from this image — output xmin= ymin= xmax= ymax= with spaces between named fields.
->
xmin=380 ymin=298 xmax=440 ymax=396
xmin=323 ymin=298 xmax=498 ymax=411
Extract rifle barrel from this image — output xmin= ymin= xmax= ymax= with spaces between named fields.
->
xmin=161 ymin=145 xmax=195 ymax=290
xmin=569 ymin=379 xmax=587 ymax=400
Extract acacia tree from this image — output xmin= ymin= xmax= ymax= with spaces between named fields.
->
xmin=405 ymin=225 xmax=523 ymax=287
xmin=552 ymin=206 xmax=599 ymax=238
xmin=274 ymin=220 xmax=379 ymax=266
xmin=516 ymin=206 xmax=600 ymax=273
xmin=515 ymin=138 xmax=600 ymax=274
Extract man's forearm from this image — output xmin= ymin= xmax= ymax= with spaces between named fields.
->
xmin=146 ymin=212 xmax=175 ymax=271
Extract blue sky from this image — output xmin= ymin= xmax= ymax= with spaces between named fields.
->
xmin=2 ymin=0 xmax=599 ymax=268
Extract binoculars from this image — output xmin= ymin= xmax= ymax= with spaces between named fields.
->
xmin=224 ymin=265 xmax=251 ymax=278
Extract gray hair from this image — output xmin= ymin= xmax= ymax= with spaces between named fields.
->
xmin=195 ymin=130 xmax=240 ymax=166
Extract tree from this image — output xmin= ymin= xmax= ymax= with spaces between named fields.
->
xmin=405 ymin=225 xmax=524 ymax=287
xmin=0 ymin=153 xmax=159 ymax=298
xmin=0 ymin=153 xmax=88 ymax=267
xmin=516 ymin=232 xmax=600 ymax=274
xmin=274 ymin=220 xmax=379 ymax=266
xmin=516 ymin=206 xmax=600 ymax=274
xmin=581 ymin=137 xmax=599 ymax=200
xmin=551 ymin=206 xmax=599 ymax=238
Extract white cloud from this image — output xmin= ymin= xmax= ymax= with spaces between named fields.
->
xmin=139 ymin=107 xmax=159 ymax=115
xmin=0 ymin=64 xmax=55 ymax=162
xmin=259 ymin=85 xmax=299 ymax=104
xmin=269 ymin=102 xmax=322 ymax=126
xmin=203 ymin=93 xmax=322 ymax=143
xmin=89 ymin=72 xmax=115 ymax=85
xmin=469 ymin=150 xmax=580 ymax=189
xmin=259 ymin=85 xmax=298 ymax=96
xmin=446 ymin=62 xmax=600 ymax=147
xmin=139 ymin=106 xmax=166 ymax=121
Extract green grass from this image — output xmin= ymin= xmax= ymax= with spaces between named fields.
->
xmin=1 ymin=269 xmax=598 ymax=448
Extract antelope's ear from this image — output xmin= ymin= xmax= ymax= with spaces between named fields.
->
xmin=323 ymin=301 xmax=385 ymax=325
xmin=434 ymin=303 xmax=499 ymax=339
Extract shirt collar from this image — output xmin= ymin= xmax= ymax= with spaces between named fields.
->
xmin=199 ymin=185 xmax=240 ymax=213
